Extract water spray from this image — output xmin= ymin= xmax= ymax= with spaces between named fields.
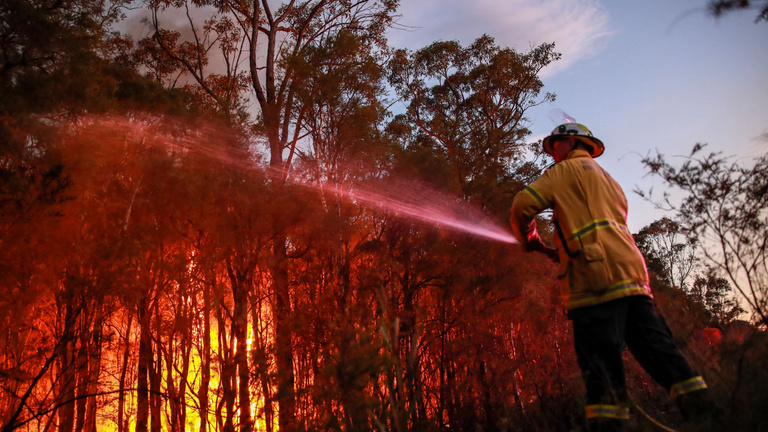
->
xmin=74 ymin=114 xmax=518 ymax=244
xmin=289 ymin=176 xmax=518 ymax=244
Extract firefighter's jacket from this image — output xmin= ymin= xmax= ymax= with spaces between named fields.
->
xmin=510 ymin=149 xmax=651 ymax=310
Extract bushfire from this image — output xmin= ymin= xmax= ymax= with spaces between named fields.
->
xmin=0 ymin=115 xmax=760 ymax=432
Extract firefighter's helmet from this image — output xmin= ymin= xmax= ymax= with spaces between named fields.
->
xmin=542 ymin=123 xmax=604 ymax=158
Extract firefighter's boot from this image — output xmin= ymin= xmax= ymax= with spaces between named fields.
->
xmin=676 ymin=388 xmax=722 ymax=431
xmin=586 ymin=417 xmax=623 ymax=432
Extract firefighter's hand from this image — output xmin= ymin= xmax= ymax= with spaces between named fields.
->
xmin=524 ymin=238 xmax=559 ymax=263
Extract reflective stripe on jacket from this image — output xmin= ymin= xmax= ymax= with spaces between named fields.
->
xmin=510 ymin=149 xmax=651 ymax=309
xmin=585 ymin=404 xmax=630 ymax=420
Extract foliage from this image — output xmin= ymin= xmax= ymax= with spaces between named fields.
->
xmin=638 ymin=145 xmax=768 ymax=327
xmin=0 ymin=0 xmax=133 ymax=114
xmin=707 ymin=0 xmax=768 ymax=22
xmin=388 ymin=35 xmax=559 ymax=202
xmin=633 ymin=216 xmax=742 ymax=324
xmin=691 ymin=267 xmax=743 ymax=325
xmin=634 ymin=217 xmax=698 ymax=291
xmin=0 ymin=0 xmax=127 ymax=81
xmin=289 ymin=29 xmax=391 ymax=184
xmin=145 ymin=0 xmax=399 ymax=170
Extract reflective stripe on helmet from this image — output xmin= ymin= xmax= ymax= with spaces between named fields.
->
xmin=670 ymin=376 xmax=707 ymax=399
xmin=586 ymin=404 xmax=630 ymax=420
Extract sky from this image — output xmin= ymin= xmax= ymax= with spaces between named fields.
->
xmin=386 ymin=0 xmax=768 ymax=232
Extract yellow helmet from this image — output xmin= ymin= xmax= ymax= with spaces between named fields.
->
xmin=542 ymin=123 xmax=604 ymax=158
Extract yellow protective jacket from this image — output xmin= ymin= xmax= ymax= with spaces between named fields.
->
xmin=510 ymin=149 xmax=651 ymax=310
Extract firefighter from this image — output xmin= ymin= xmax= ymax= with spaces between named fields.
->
xmin=510 ymin=123 xmax=717 ymax=431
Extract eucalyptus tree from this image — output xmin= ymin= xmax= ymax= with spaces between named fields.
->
xmin=144 ymin=1 xmax=400 ymax=430
xmin=388 ymin=35 xmax=559 ymax=202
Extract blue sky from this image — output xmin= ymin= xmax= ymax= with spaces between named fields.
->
xmin=387 ymin=0 xmax=768 ymax=232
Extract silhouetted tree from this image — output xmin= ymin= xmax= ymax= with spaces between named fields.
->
xmin=708 ymin=0 xmax=768 ymax=22
xmin=691 ymin=267 xmax=742 ymax=325
xmin=634 ymin=217 xmax=698 ymax=291
xmin=638 ymin=145 xmax=768 ymax=327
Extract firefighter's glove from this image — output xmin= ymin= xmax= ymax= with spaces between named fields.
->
xmin=525 ymin=238 xmax=559 ymax=263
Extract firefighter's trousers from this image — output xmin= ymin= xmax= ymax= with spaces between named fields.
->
xmin=568 ymin=295 xmax=710 ymax=431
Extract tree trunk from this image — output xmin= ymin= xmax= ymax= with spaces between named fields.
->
xmin=216 ymin=300 xmax=235 ymax=432
xmin=227 ymin=258 xmax=252 ymax=432
xmin=165 ymin=339 xmax=178 ymax=432
xmin=235 ymin=308 xmax=251 ymax=432
xmin=136 ymin=294 xmax=152 ymax=432
xmin=85 ymin=302 xmax=103 ymax=432
xmin=56 ymin=296 xmax=77 ymax=432
xmin=479 ymin=359 xmax=496 ymax=430
xmin=250 ymin=291 xmax=274 ymax=432
xmin=150 ymin=303 xmax=163 ymax=432
xmin=273 ymin=235 xmax=296 ymax=432
xmin=509 ymin=322 xmax=525 ymax=417
xmin=75 ymin=332 xmax=89 ymax=432
xmin=438 ymin=294 xmax=448 ymax=429
xmin=117 ymin=312 xmax=133 ymax=432
xmin=176 ymin=299 xmax=191 ymax=432
xmin=199 ymin=279 xmax=212 ymax=432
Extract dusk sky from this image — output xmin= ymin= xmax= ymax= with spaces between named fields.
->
xmin=386 ymin=0 xmax=768 ymax=232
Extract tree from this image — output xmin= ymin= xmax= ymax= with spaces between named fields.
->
xmin=707 ymin=0 xmax=768 ymax=22
xmin=691 ymin=267 xmax=742 ymax=325
xmin=0 ymin=0 xmax=132 ymax=114
xmin=388 ymin=35 xmax=559 ymax=202
xmin=145 ymin=3 xmax=400 ymax=430
xmin=638 ymin=145 xmax=768 ymax=327
xmin=634 ymin=217 xmax=698 ymax=291
xmin=290 ymin=29 xmax=390 ymax=185
xmin=0 ymin=0 xmax=126 ymax=81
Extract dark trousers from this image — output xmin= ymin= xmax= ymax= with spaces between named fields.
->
xmin=568 ymin=295 xmax=701 ymax=430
